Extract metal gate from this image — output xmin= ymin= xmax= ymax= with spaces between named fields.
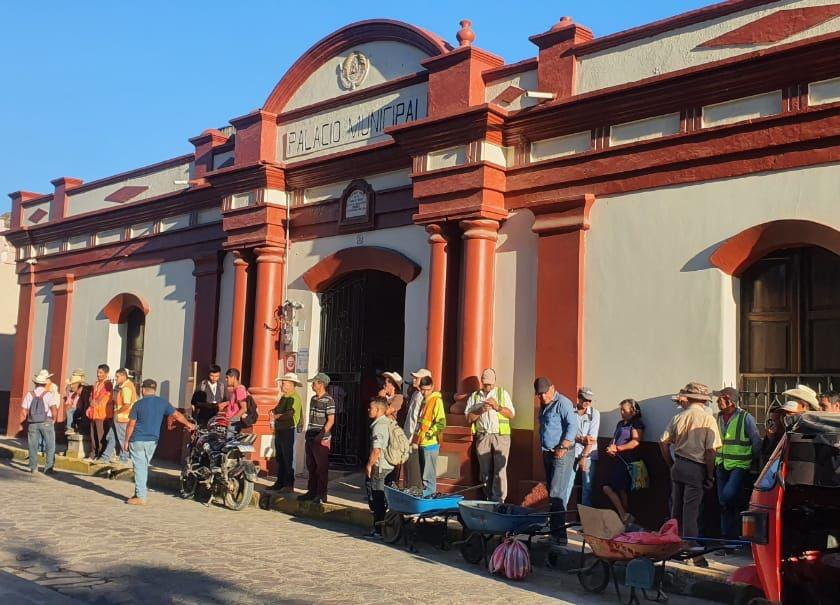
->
xmin=319 ymin=273 xmax=366 ymax=468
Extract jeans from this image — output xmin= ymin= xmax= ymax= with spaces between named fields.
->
xmin=273 ymin=429 xmax=295 ymax=488
xmin=65 ymin=408 xmax=76 ymax=432
xmin=28 ymin=422 xmax=55 ymax=472
xmin=671 ymin=456 xmax=706 ymax=539
xmin=543 ymin=450 xmax=575 ymax=542
xmin=565 ymin=457 xmax=598 ymax=508
xmin=419 ymin=446 xmax=439 ymax=496
xmin=365 ymin=474 xmax=387 ymax=532
xmin=716 ymin=466 xmax=748 ymax=540
xmin=304 ymin=433 xmax=330 ymax=499
xmin=100 ymin=419 xmax=128 ymax=461
xmin=130 ymin=440 xmax=158 ymax=500
xmin=475 ymin=433 xmax=511 ymax=502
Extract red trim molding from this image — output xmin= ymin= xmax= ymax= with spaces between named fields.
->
xmin=302 ymin=246 xmax=421 ymax=293
xmin=263 ymin=20 xmax=450 ymax=115
xmin=102 ymin=292 xmax=150 ymax=324
xmin=710 ymin=220 xmax=840 ymax=276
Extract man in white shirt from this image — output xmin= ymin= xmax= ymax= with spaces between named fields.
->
xmin=21 ymin=369 xmax=61 ymax=475
xmin=402 ymin=368 xmax=430 ymax=489
xmin=465 ymin=368 xmax=515 ymax=502
xmin=567 ymin=387 xmax=600 ymax=507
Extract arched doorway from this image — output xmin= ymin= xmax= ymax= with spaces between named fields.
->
xmin=318 ymin=270 xmax=406 ymax=468
xmin=740 ymin=245 xmax=840 ymax=422
xmin=124 ymin=307 xmax=146 ymax=382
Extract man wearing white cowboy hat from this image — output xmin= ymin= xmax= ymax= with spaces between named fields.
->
xmin=269 ymin=372 xmax=303 ymax=492
xmin=781 ymin=384 xmax=820 ymax=415
xmin=63 ymin=369 xmax=88 ymax=436
xmin=21 ymin=369 xmax=61 ymax=475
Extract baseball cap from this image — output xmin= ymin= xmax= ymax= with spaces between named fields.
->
xmin=534 ymin=377 xmax=552 ymax=395
xmin=578 ymin=387 xmax=594 ymax=401
xmin=480 ymin=368 xmax=496 ymax=385
xmin=411 ymin=368 xmax=431 ymax=379
xmin=308 ymin=372 xmax=331 ymax=386
xmin=712 ymin=387 xmax=740 ymax=402
xmin=141 ymin=378 xmax=157 ymax=390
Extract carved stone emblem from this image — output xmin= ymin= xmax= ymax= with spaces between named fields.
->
xmin=340 ymin=51 xmax=369 ymax=90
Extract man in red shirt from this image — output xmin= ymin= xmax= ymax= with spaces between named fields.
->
xmin=221 ymin=368 xmax=247 ymax=437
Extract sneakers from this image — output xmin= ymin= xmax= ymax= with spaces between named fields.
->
xmin=126 ymin=497 xmax=147 ymax=506
xmin=688 ymin=556 xmax=709 ymax=568
xmin=311 ymin=497 xmax=327 ymax=505
xmin=44 ymin=468 xmax=57 ymax=476
xmin=362 ymin=530 xmax=383 ymax=540
xmin=267 ymin=483 xmax=284 ymax=492
xmin=297 ymin=492 xmax=314 ymax=501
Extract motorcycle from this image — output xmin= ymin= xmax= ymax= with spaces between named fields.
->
xmin=180 ymin=415 xmax=258 ymax=511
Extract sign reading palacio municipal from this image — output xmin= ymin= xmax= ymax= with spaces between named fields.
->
xmin=281 ymin=82 xmax=427 ymax=161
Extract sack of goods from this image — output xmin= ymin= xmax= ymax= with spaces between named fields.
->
xmin=488 ymin=535 xmax=531 ymax=580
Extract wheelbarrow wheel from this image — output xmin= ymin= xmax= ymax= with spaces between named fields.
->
xmin=460 ymin=532 xmax=485 ymax=564
xmin=381 ymin=511 xmax=403 ymax=544
xmin=578 ymin=558 xmax=610 ymax=594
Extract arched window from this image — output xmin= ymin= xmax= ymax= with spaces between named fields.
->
xmin=740 ymin=246 xmax=840 ymax=417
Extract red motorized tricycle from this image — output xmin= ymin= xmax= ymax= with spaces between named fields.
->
xmin=732 ymin=412 xmax=840 ymax=605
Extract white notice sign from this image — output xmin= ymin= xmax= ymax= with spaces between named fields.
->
xmin=296 ymin=348 xmax=309 ymax=374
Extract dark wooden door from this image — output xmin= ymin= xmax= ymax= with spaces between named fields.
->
xmin=124 ymin=307 xmax=146 ymax=382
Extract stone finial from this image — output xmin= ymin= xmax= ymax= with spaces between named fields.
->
xmin=457 ymin=19 xmax=475 ymax=47
xmin=551 ymin=16 xmax=573 ymax=31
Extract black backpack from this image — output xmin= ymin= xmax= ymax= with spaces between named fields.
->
xmin=241 ymin=393 xmax=259 ymax=427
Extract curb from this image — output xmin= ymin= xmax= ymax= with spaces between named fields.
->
xmin=1 ymin=442 xmax=741 ymax=603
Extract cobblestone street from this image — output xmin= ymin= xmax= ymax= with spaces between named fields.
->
xmin=0 ymin=460 xmax=715 ymax=605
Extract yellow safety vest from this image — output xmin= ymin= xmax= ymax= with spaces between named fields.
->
xmin=716 ymin=409 xmax=753 ymax=471
xmin=470 ymin=387 xmax=511 ymax=436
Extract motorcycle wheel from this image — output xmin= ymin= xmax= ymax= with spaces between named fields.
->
xmin=224 ymin=474 xmax=254 ymax=511
xmin=180 ymin=472 xmax=198 ymax=499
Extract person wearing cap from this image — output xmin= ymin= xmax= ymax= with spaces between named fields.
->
xmin=660 ymin=382 xmax=722 ymax=557
xmin=63 ymin=369 xmax=88 ymax=436
xmin=299 ymin=372 xmax=335 ymax=504
xmin=21 ymin=369 xmax=61 ymax=475
xmin=412 ymin=375 xmax=447 ymax=495
xmin=124 ymin=378 xmax=194 ymax=505
xmin=99 ymin=368 xmax=138 ymax=464
xmin=535 ymin=377 xmax=579 ymax=546
xmin=567 ymin=387 xmax=600 ymax=508
xmin=190 ymin=364 xmax=223 ymax=428
xmin=820 ymin=391 xmax=840 ymax=412
xmin=402 ymin=369 xmax=430 ymax=489
xmin=713 ymin=386 xmax=761 ymax=540
xmin=465 ymin=368 xmax=515 ymax=502
xmin=781 ymin=384 xmax=820 ymax=415
xmin=269 ymin=372 xmax=303 ymax=493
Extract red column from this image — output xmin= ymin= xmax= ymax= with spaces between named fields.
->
xmin=6 ymin=265 xmax=36 ymax=437
xmin=529 ymin=194 xmax=595 ymax=479
xmin=248 ymin=245 xmax=286 ymax=463
xmin=425 ymin=224 xmax=448 ymax=389
xmin=452 ymin=218 xmax=499 ymax=412
xmin=47 ymin=275 xmax=75 ymax=426
xmin=191 ymin=254 xmax=221 ymax=374
xmin=228 ymin=250 xmax=249 ymax=372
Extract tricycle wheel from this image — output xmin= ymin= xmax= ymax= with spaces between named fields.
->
xmin=578 ymin=558 xmax=610 ymax=594
xmin=460 ymin=532 xmax=484 ymax=564
xmin=381 ymin=511 xmax=403 ymax=544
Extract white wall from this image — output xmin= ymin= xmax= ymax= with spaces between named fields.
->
xmin=285 ymin=41 xmax=432 ymax=111
xmin=29 ymin=285 xmax=53 ymax=378
xmin=215 ymin=251 xmax=235 ymax=371
xmin=484 ymin=69 xmax=540 ymax=111
xmin=577 ymin=0 xmax=840 ymax=94
xmin=67 ymin=260 xmax=196 ymax=405
xmin=0 ymin=259 xmax=19 ymax=390
xmin=583 ymin=162 xmax=840 ymax=439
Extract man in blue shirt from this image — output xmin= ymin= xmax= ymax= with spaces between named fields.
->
xmin=124 ymin=379 xmax=194 ymax=505
xmin=536 ymin=376 xmax=579 ymax=546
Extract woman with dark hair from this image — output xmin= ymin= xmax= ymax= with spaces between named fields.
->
xmin=603 ymin=398 xmax=645 ymax=524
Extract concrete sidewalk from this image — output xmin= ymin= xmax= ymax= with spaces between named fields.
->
xmin=1 ymin=437 xmax=753 ymax=603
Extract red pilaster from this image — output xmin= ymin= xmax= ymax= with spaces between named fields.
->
xmin=189 ymin=129 xmax=229 ymax=181
xmin=191 ymin=254 xmax=222 ymax=374
xmin=50 ymin=177 xmax=84 ymax=221
xmin=228 ymin=250 xmax=250 ymax=372
xmin=425 ymin=224 xmax=449 ymax=389
xmin=422 ymin=46 xmax=503 ymax=118
xmin=9 ymin=191 xmax=46 ymax=230
xmin=248 ymin=245 xmax=286 ymax=464
xmin=529 ymin=193 xmax=595 ymax=478
xmin=230 ymin=110 xmax=278 ymax=166
xmin=529 ymin=17 xmax=593 ymax=100
xmin=453 ymin=218 xmax=500 ymax=411
xmin=47 ymin=275 xmax=75 ymax=417
xmin=6 ymin=265 xmax=36 ymax=436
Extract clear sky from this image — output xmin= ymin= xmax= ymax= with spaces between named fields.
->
xmin=0 ymin=0 xmax=712 ymax=214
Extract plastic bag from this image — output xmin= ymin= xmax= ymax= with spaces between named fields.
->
xmin=613 ymin=518 xmax=682 ymax=545
xmin=488 ymin=535 xmax=531 ymax=580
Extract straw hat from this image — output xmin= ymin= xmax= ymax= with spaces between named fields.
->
xmin=411 ymin=368 xmax=431 ymax=379
xmin=382 ymin=371 xmax=403 ymax=386
xmin=66 ymin=369 xmax=86 ymax=386
xmin=275 ymin=372 xmax=303 ymax=387
xmin=782 ymin=384 xmax=820 ymax=411
xmin=32 ymin=369 xmax=53 ymax=385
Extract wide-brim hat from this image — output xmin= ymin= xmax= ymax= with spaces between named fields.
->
xmin=33 ymin=369 xmax=53 ymax=385
xmin=782 ymin=385 xmax=819 ymax=410
xmin=411 ymin=368 xmax=431 ymax=379
xmin=66 ymin=369 xmax=86 ymax=386
xmin=780 ymin=400 xmax=804 ymax=413
xmin=276 ymin=372 xmax=303 ymax=387
xmin=675 ymin=381 xmax=711 ymax=402
xmin=382 ymin=371 xmax=403 ymax=386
